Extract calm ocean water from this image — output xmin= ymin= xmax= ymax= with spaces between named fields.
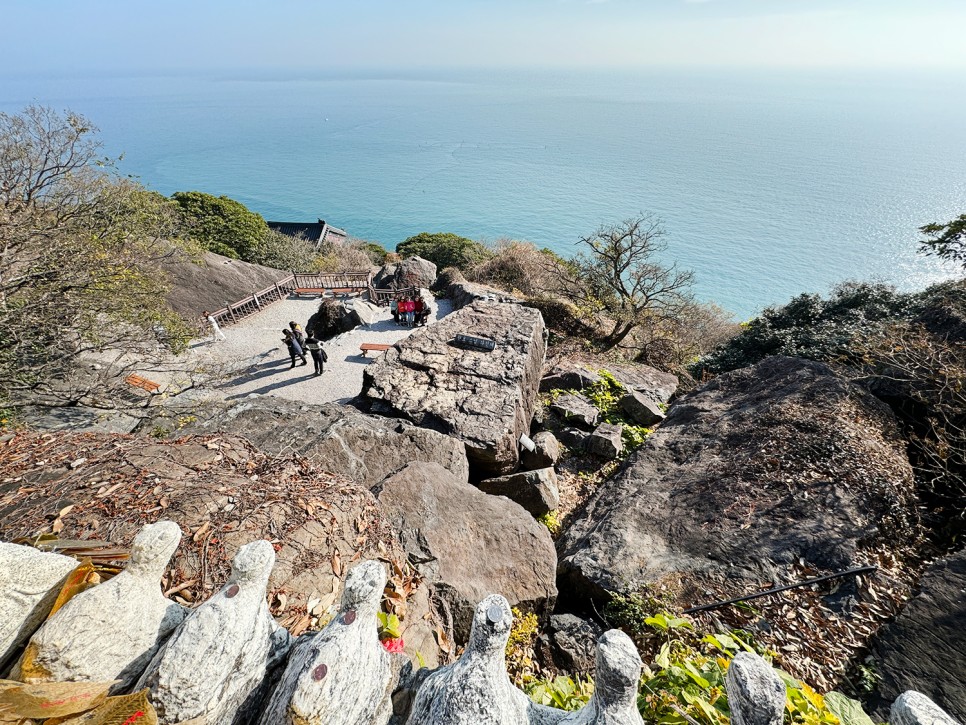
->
xmin=2 ymin=68 xmax=964 ymax=318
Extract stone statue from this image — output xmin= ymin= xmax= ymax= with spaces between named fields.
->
xmin=551 ymin=630 xmax=644 ymax=724
xmin=405 ymin=594 xmax=550 ymax=725
xmin=136 ymin=540 xmax=292 ymax=725
xmin=12 ymin=520 xmax=186 ymax=693
xmin=257 ymin=559 xmax=400 ymax=725
xmin=891 ymin=691 xmax=960 ymax=725
xmin=724 ymin=651 xmax=786 ymax=725
xmin=0 ymin=543 xmax=78 ymax=674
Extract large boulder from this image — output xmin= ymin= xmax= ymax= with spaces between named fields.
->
xmin=550 ymin=393 xmax=599 ymax=430
xmin=360 ymin=301 xmax=547 ymax=477
xmin=374 ymin=256 xmax=438 ymax=291
xmin=307 ymin=298 xmax=362 ymax=339
xmin=431 ymin=267 xmax=523 ymax=310
xmin=395 ymin=256 xmax=438 ymax=289
xmin=868 ymin=549 xmax=966 ymax=720
xmin=586 ymin=422 xmax=623 ymax=459
xmin=520 ymin=431 xmax=561 ymax=471
xmin=558 ymin=356 xmax=920 ymax=606
xmin=147 ymin=399 xmax=470 ymax=486
xmin=375 ymin=462 xmax=557 ymax=643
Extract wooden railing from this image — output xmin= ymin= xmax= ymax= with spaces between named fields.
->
xmin=209 ymin=275 xmax=297 ymax=328
xmin=208 ymin=270 xmax=375 ymax=328
xmin=367 ymin=285 xmax=418 ymax=306
xmin=292 ymin=271 xmax=372 ymax=291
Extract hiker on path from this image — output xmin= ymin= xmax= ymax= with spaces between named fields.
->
xmin=202 ymin=311 xmax=226 ymax=342
xmin=304 ymin=330 xmax=327 ymax=376
xmin=289 ymin=321 xmax=305 ymax=347
xmin=282 ymin=329 xmax=307 ymax=368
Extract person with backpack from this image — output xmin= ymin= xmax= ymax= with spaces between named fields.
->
xmin=303 ymin=330 xmax=327 ymax=376
xmin=282 ymin=329 xmax=307 ymax=368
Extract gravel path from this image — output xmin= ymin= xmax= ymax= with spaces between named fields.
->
xmin=185 ymin=293 xmax=453 ymax=405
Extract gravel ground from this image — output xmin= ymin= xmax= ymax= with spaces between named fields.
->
xmin=185 ymin=292 xmax=453 ymax=405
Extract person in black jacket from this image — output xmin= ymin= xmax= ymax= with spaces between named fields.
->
xmin=282 ymin=329 xmax=307 ymax=368
xmin=303 ymin=330 xmax=327 ymax=376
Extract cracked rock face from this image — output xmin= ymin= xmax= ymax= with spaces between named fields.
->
xmin=258 ymin=560 xmax=399 ymax=725
xmin=0 ymin=543 xmax=78 ymax=673
xmin=405 ymin=594 xmax=538 ymax=725
xmin=725 ymin=652 xmax=786 ymax=725
xmin=13 ymin=520 xmax=186 ymax=692
xmin=137 ymin=539 xmax=290 ymax=725
xmin=361 ymin=301 xmax=547 ymax=477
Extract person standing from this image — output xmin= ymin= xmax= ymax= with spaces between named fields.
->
xmin=303 ymin=330 xmax=326 ymax=376
xmin=282 ymin=329 xmax=307 ymax=368
xmin=289 ymin=321 xmax=305 ymax=347
xmin=202 ymin=311 xmax=226 ymax=342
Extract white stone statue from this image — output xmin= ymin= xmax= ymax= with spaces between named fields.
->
xmin=891 ymin=691 xmax=961 ymax=725
xmin=0 ymin=543 xmax=78 ymax=673
xmin=136 ymin=540 xmax=292 ymax=725
xmin=258 ymin=559 xmax=399 ymax=725
xmin=405 ymin=594 xmax=545 ymax=725
xmin=12 ymin=520 xmax=186 ymax=692
xmin=551 ymin=630 xmax=644 ymax=724
xmin=724 ymin=651 xmax=786 ymax=725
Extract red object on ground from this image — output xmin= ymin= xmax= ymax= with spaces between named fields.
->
xmin=380 ymin=637 xmax=405 ymax=654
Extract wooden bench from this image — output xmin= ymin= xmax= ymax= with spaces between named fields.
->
xmin=125 ymin=374 xmax=161 ymax=393
xmin=293 ymin=288 xmax=327 ymax=297
xmin=360 ymin=343 xmax=391 ymax=357
xmin=294 ymin=287 xmax=365 ymax=298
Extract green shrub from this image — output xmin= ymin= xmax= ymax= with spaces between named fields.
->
xmin=172 ymin=190 xmax=270 ymax=261
xmin=396 ymin=232 xmax=492 ymax=271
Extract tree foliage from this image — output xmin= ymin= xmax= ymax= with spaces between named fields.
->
xmin=0 ymin=105 xmax=192 ymax=407
xmin=553 ymin=215 xmax=695 ymax=351
xmin=396 ymin=231 xmax=491 ymax=271
xmin=171 ymin=190 xmax=269 ymax=260
xmin=919 ymin=214 xmax=966 ymax=269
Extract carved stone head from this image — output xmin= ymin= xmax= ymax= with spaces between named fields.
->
xmin=230 ymin=540 xmax=276 ymax=587
xmin=339 ymin=560 xmax=387 ymax=614
xmin=127 ymin=521 xmax=182 ymax=577
xmin=594 ymin=630 xmax=643 ymax=705
xmin=467 ymin=594 xmax=513 ymax=655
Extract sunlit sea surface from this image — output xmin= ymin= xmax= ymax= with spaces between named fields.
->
xmin=2 ymin=68 xmax=964 ymax=318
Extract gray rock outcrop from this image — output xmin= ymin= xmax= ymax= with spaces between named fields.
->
xmin=869 ymin=549 xmax=966 ymax=719
xmin=725 ymin=652 xmax=786 ymax=725
xmin=559 ymin=356 xmax=919 ymax=605
xmin=477 ymin=468 xmax=560 ymax=517
xmin=520 ymin=431 xmax=561 ymax=471
xmin=586 ymin=423 xmax=623 ymax=459
xmin=555 ymin=630 xmax=644 ymax=724
xmin=405 ymin=594 xmax=556 ymax=725
xmin=549 ymin=393 xmax=599 ymax=429
xmin=0 ymin=543 xmax=78 ymax=672
xmin=153 ymin=399 xmax=470 ymax=486
xmin=14 ymin=521 xmax=186 ymax=692
xmin=891 ymin=691 xmax=961 ymax=725
xmin=374 ymin=257 xmax=438 ymax=290
xmin=376 ymin=462 xmax=557 ymax=643
xmin=137 ymin=540 xmax=292 ymax=725
xmin=361 ymin=301 xmax=547 ymax=476
xmin=259 ymin=560 xmax=400 ymax=725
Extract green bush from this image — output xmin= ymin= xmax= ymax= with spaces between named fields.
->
xmin=172 ymin=190 xmax=269 ymax=261
xmin=691 ymin=282 xmax=924 ymax=376
xmin=396 ymin=232 xmax=492 ymax=271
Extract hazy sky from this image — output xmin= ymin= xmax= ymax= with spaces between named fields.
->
xmin=4 ymin=0 xmax=966 ymax=73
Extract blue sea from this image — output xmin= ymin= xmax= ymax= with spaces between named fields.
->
xmin=2 ymin=68 xmax=964 ymax=318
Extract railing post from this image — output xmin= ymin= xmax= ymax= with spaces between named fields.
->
xmin=227 ymin=303 xmax=237 ymax=324
xmin=253 ymin=289 xmax=261 ymax=310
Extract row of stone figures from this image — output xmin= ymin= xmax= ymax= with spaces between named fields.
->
xmin=0 ymin=521 xmax=960 ymax=725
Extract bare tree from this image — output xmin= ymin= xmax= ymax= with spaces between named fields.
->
xmin=0 ymin=105 xmax=192 ymax=409
xmin=553 ymin=215 xmax=695 ymax=351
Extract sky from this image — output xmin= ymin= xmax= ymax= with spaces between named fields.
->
xmin=2 ymin=0 xmax=966 ymax=74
